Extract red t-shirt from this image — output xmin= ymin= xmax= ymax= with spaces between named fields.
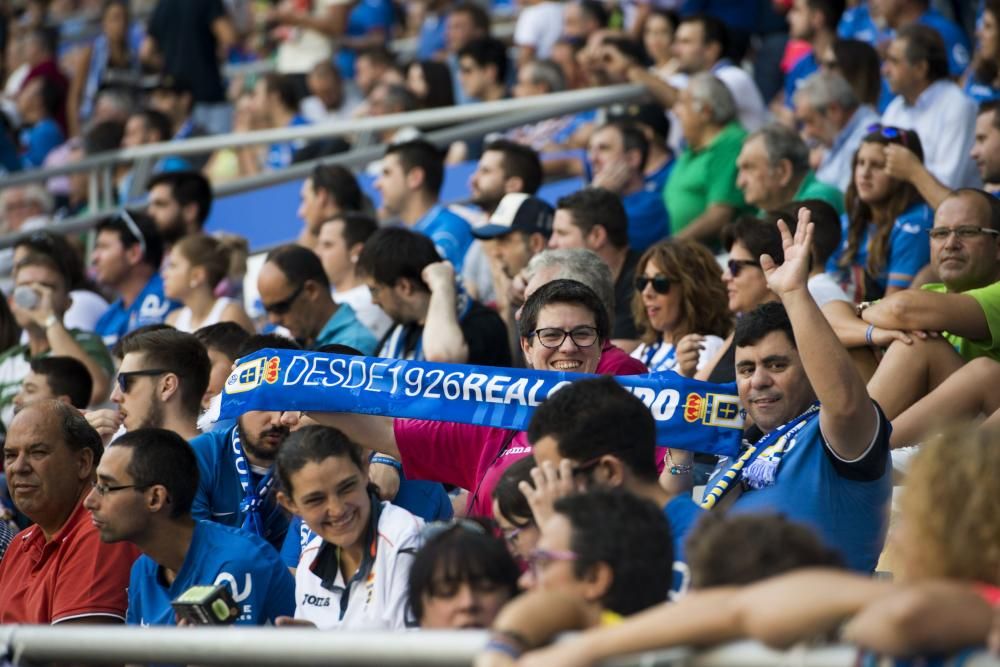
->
xmin=597 ymin=341 xmax=648 ymax=376
xmin=0 ymin=494 xmax=139 ymax=624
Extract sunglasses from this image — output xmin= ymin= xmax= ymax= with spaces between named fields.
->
xmin=865 ymin=124 xmax=910 ymax=148
xmin=262 ymin=282 xmax=305 ymax=315
xmin=727 ymin=259 xmax=761 ymax=277
xmin=635 ymin=275 xmax=670 ymax=294
xmin=116 ymin=368 xmax=169 ymax=394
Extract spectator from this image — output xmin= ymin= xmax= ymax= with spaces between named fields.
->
xmin=407 ymin=519 xmax=520 ymax=629
xmin=258 ymin=244 xmax=376 ymax=353
xmin=12 ymin=356 xmax=91 ymax=414
xmin=862 ymin=189 xmax=1000 ymax=420
xmin=879 ymin=0 xmax=971 ymax=77
xmin=630 ymin=240 xmax=732 ymax=376
xmin=506 ymin=59 xmax=595 ymax=152
xmin=782 ymin=0 xmax=845 ymax=108
xmin=820 ymin=38 xmax=887 ymax=111
xmin=563 ymin=1 xmax=609 ymax=44
xmin=118 ymin=108 xmax=191 ymax=201
xmin=469 ymin=140 xmax=544 ymax=216
xmin=162 ymin=235 xmax=254 ymax=333
xmin=794 ymin=71 xmax=880 ymax=192
xmin=965 ymin=0 xmax=1000 ymax=104
xmin=275 ymin=425 xmax=423 ymax=630
xmin=315 ymin=212 xmax=393 ymax=340
xmin=239 ymin=73 xmax=310 ymax=176
xmin=473 ymin=193 xmax=554 ymax=288
xmin=641 ymin=9 xmax=680 ymax=78
xmin=353 ymin=46 xmax=397 ymax=100
xmin=881 ymin=25 xmax=980 ymax=188
xmin=374 ymin=139 xmax=474 ymax=270
xmin=548 ymin=188 xmax=642 ymax=347
xmin=16 ymin=76 xmax=64 ymax=168
xmin=18 ymin=28 xmax=68 ymax=136
xmin=519 ymin=249 xmax=648 ymax=375
xmin=585 ymin=123 xmax=671 ymax=251
xmin=296 ymin=163 xmax=363 ymax=250
xmin=972 ymin=101 xmax=1000 ymax=188
xmin=267 ymin=0 xmax=352 ymax=86
xmin=92 ymin=210 xmax=180 ymax=347
xmin=300 ymin=61 xmax=349 ymax=122
xmin=0 ymin=252 xmax=113 ymax=430
xmin=148 ymin=76 xmax=205 ymax=141
xmin=406 ymin=60 xmax=456 ymax=110
xmin=297 ymin=279 xmax=612 ymax=519
xmin=514 ymin=0 xmax=564 ymax=64
xmin=663 ymin=73 xmax=749 ymax=242
xmin=0 ymin=401 xmax=138 ymax=623
xmin=365 ymin=82 xmax=420 ymax=145
xmin=605 ymin=103 xmax=674 ymax=193
xmin=456 ymin=38 xmax=509 ymax=103
xmin=143 ymin=0 xmax=237 ymax=135
xmin=193 ymin=322 xmax=251 ymax=411
xmin=85 ymin=428 xmax=295 ymax=625
xmin=334 ymin=0 xmax=394 ymax=84
xmin=736 ymin=123 xmax=845 ymax=216
xmin=357 ymin=227 xmax=509 ymax=366
xmin=445 ymin=2 xmax=491 ymax=104
xmin=491 ymin=455 xmax=540 ymax=562
xmin=826 ymin=126 xmax=932 ymax=301
xmin=145 ymin=170 xmax=214 ymax=247
xmin=189 ymin=333 xmax=300 ymax=548
xmin=411 ymin=0 xmax=451 ymax=61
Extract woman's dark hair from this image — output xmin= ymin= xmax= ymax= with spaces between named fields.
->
xmin=831 ymin=39 xmax=882 ymax=108
xmin=723 ymin=215 xmax=785 ymax=265
xmin=841 ymin=127 xmax=925 ymax=281
xmin=518 ymin=279 xmax=610 ymax=342
xmin=406 ymin=519 xmax=520 ymax=625
xmin=408 ymin=60 xmax=455 ymax=109
xmin=974 ymin=0 xmax=1000 ymax=86
xmin=492 ymin=455 xmax=536 ymax=528
xmin=276 ymin=425 xmax=371 ymax=497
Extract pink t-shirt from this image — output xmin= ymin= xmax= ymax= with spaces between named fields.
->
xmin=598 ymin=341 xmax=648 ymax=376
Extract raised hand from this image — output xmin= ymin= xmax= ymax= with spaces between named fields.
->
xmin=761 ymin=207 xmax=814 ymax=298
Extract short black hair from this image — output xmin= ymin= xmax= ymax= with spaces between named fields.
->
xmin=979 ymin=100 xmax=1000 ymax=130
xmin=449 ymin=2 xmax=491 ymax=35
xmin=458 ymin=37 xmax=509 ymax=84
xmin=734 ymin=301 xmax=796 ymax=349
xmin=723 ymin=216 xmax=785 ymax=266
xmin=118 ymin=329 xmax=211 ymax=419
xmin=356 ymin=227 xmax=441 ymax=291
xmin=556 ymin=187 xmax=630 ymax=249
xmin=111 ymin=428 xmax=199 ymax=519
xmin=194 ymin=322 xmax=252 ymax=361
xmin=384 ymin=139 xmax=446 ymax=197
xmin=84 ymin=119 xmax=125 ymax=155
xmin=263 ymin=73 xmax=301 ymax=112
xmin=605 ymin=121 xmax=649 ymax=172
xmin=132 ymin=108 xmax=173 ymax=142
xmin=29 ymin=356 xmax=92 ymax=409
xmin=579 ymin=0 xmax=609 ymax=28
xmin=483 ymin=139 xmax=543 ymax=194
xmin=147 ymin=170 xmax=214 ymax=225
xmin=356 ymin=45 xmax=396 ymax=68
xmin=554 ymin=489 xmax=673 ymax=615
xmin=14 ymin=231 xmax=86 ymax=290
xmin=237 ymin=333 xmax=302 ymax=358
xmin=528 ymin=377 xmax=658 ymax=483
xmin=777 ymin=199 xmax=841 ymax=266
xmin=806 ymin=0 xmax=846 ymax=32
xmin=679 ymin=14 xmax=730 ymax=60
xmin=519 ymin=279 xmax=610 ymax=342
xmin=897 ymin=23 xmax=949 ymax=83
xmin=266 ymin=243 xmax=332 ymax=291
xmin=96 ymin=209 xmax=165 ymax=268
xmin=311 ymin=164 xmax=363 ymax=211
xmin=276 ymin=425 xmax=368 ymax=497
xmin=406 ymin=519 xmax=520 ymax=624
xmin=492 ymin=455 xmax=536 ymax=527
xmin=323 ymin=211 xmax=379 ymax=248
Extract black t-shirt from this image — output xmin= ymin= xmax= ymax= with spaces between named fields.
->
xmin=707 ymin=339 xmax=736 ymax=384
xmin=613 ymin=249 xmax=640 ymax=340
xmin=148 ymin=0 xmax=227 ymax=103
xmin=376 ymin=300 xmax=512 ymax=367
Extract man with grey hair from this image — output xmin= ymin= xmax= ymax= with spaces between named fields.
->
xmin=507 ymin=59 xmax=593 ymax=151
xmin=736 ymin=123 xmax=844 ymax=215
xmin=794 ymin=71 xmax=879 ymax=192
xmin=663 ymin=73 xmax=750 ymax=243
xmin=519 ymin=248 xmax=647 ymax=375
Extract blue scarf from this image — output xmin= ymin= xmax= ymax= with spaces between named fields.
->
xmin=229 ymin=426 xmax=277 ymax=537
xmin=220 ymin=350 xmax=745 ymax=457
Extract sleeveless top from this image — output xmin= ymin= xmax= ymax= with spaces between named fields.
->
xmin=172 ymin=297 xmax=233 ymax=333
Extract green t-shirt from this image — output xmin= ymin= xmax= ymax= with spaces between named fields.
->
xmin=794 ymin=170 xmax=845 ymax=216
xmin=0 ymin=329 xmax=113 ymax=434
xmin=663 ymin=122 xmax=749 ymax=235
xmin=921 ymin=281 xmax=1000 ymax=362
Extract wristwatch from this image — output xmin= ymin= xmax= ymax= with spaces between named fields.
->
xmin=43 ymin=314 xmax=59 ymax=329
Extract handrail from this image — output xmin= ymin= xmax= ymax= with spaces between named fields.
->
xmin=0 ymin=84 xmax=645 ymax=188
xmin=0 ymin=627 xmax=995 ymax=667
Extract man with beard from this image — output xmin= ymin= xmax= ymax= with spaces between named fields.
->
xmin=188 ymin=334 xmax=300 ymax=549
xmin=108 ymin=329 xmax=210 ymax=441
xmin=145 ymin=171 xmax=214 ymax=248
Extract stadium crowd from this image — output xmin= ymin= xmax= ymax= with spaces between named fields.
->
xmin=1 ymin=0 xmax=1000 ymax=664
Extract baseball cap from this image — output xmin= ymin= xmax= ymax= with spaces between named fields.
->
xmin=472 ymin=193 xmax=555 ymax=240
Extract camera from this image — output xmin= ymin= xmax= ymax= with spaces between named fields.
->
xmin=171 ymin=584 xmax=238 ymax=625
xmin=13 ymin=285 xmax=40 ymax=310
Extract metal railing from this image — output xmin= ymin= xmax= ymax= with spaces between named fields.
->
xmin=0 ymin=83 xmax=647 ymax=249
xmin=4 ymin=626 xmax=994 ymax=667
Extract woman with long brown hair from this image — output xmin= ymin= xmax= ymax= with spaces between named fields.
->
xmin=965 ymin=0 xmax=1000 ymax=104
xmin=826 ymin=126 xmax=933 ymax=302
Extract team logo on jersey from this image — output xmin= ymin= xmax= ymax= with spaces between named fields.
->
xmin=683 ymin=392 xmax=743 ymax=429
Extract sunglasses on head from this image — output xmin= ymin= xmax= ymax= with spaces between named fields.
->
xmin=635 ymin=275 xmax=670 ymax=294
xmin=866 ymin=124 xmax=910 ymax=148
xmin=118 ymin=209 xmax=148 ymax=257
xmin=727 ymin=258 xmax=760 ymax=277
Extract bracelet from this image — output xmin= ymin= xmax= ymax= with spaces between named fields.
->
xmin=370 ymin=454 xmax=403 ymax=472
xmin=484 ymin=637 xmax=523 ymax=660
xmin=665 ymin=448 xmax=692 ymax=476
xmin=865 ymin=324 xmax=875 ymax=346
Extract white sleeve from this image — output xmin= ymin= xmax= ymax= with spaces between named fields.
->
xmin=383 ymin=531 xmax=421 ymax=630
xmin=924 ymin=94 xmax=979 ymax=188
xmin=696 ymin=335 xmax=726 ymax=371
xmin=514 ymin=9 xmax=542 ymax=47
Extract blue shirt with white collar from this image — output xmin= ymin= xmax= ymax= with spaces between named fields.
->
xmin=412 ymin=204 xmax=473 ymax=270
xmin=314 ymin=303 xmax=377 ymax=354
xmin=95 ymin=274 xmax=180 ymax=347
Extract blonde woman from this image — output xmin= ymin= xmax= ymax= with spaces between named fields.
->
xmin=163 ymin=235 xmax=254 ymax=333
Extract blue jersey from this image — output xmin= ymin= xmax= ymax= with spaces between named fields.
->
xmin=622 ymin=188 xmax=670 ymax=252
xmin=838 ymin=4 xmax=891 ymax=45
xmin=919 ymin=10 xmax=971 ymax=78
xmin=644 ymin=159 xmax=673 ymax=195
xmin=94 ymin=274 xmax=180 ymax=347
xmin=664 ymin=495 xmax=703 ymax=596
xmin=826 ymin=203 xmax=933 ymax=301
xmin=413 ymin=205 xmax=474 ymax=271
xmin=189 ymin=424 xmax=290 ymax=549
xmin=336 ymin=0 xmax=394 ymax=79
xmin=964 ymin=75 xmax=1000 ymax=104
xmin=784 ymin=52 xmax=819 ymax=108
xmin=711 ymin=405 xmax=892 ymax=572
xmin=19 ymin=118 xmax=64 ymax=168
xmin=126 ymin=520 xmax=295 ymax=626
xmin=266 ymin=115 xmax=309 ymax=171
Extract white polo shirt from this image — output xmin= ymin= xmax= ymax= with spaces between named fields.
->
xmin=294 ymin=500 xmax=423 ymax=630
